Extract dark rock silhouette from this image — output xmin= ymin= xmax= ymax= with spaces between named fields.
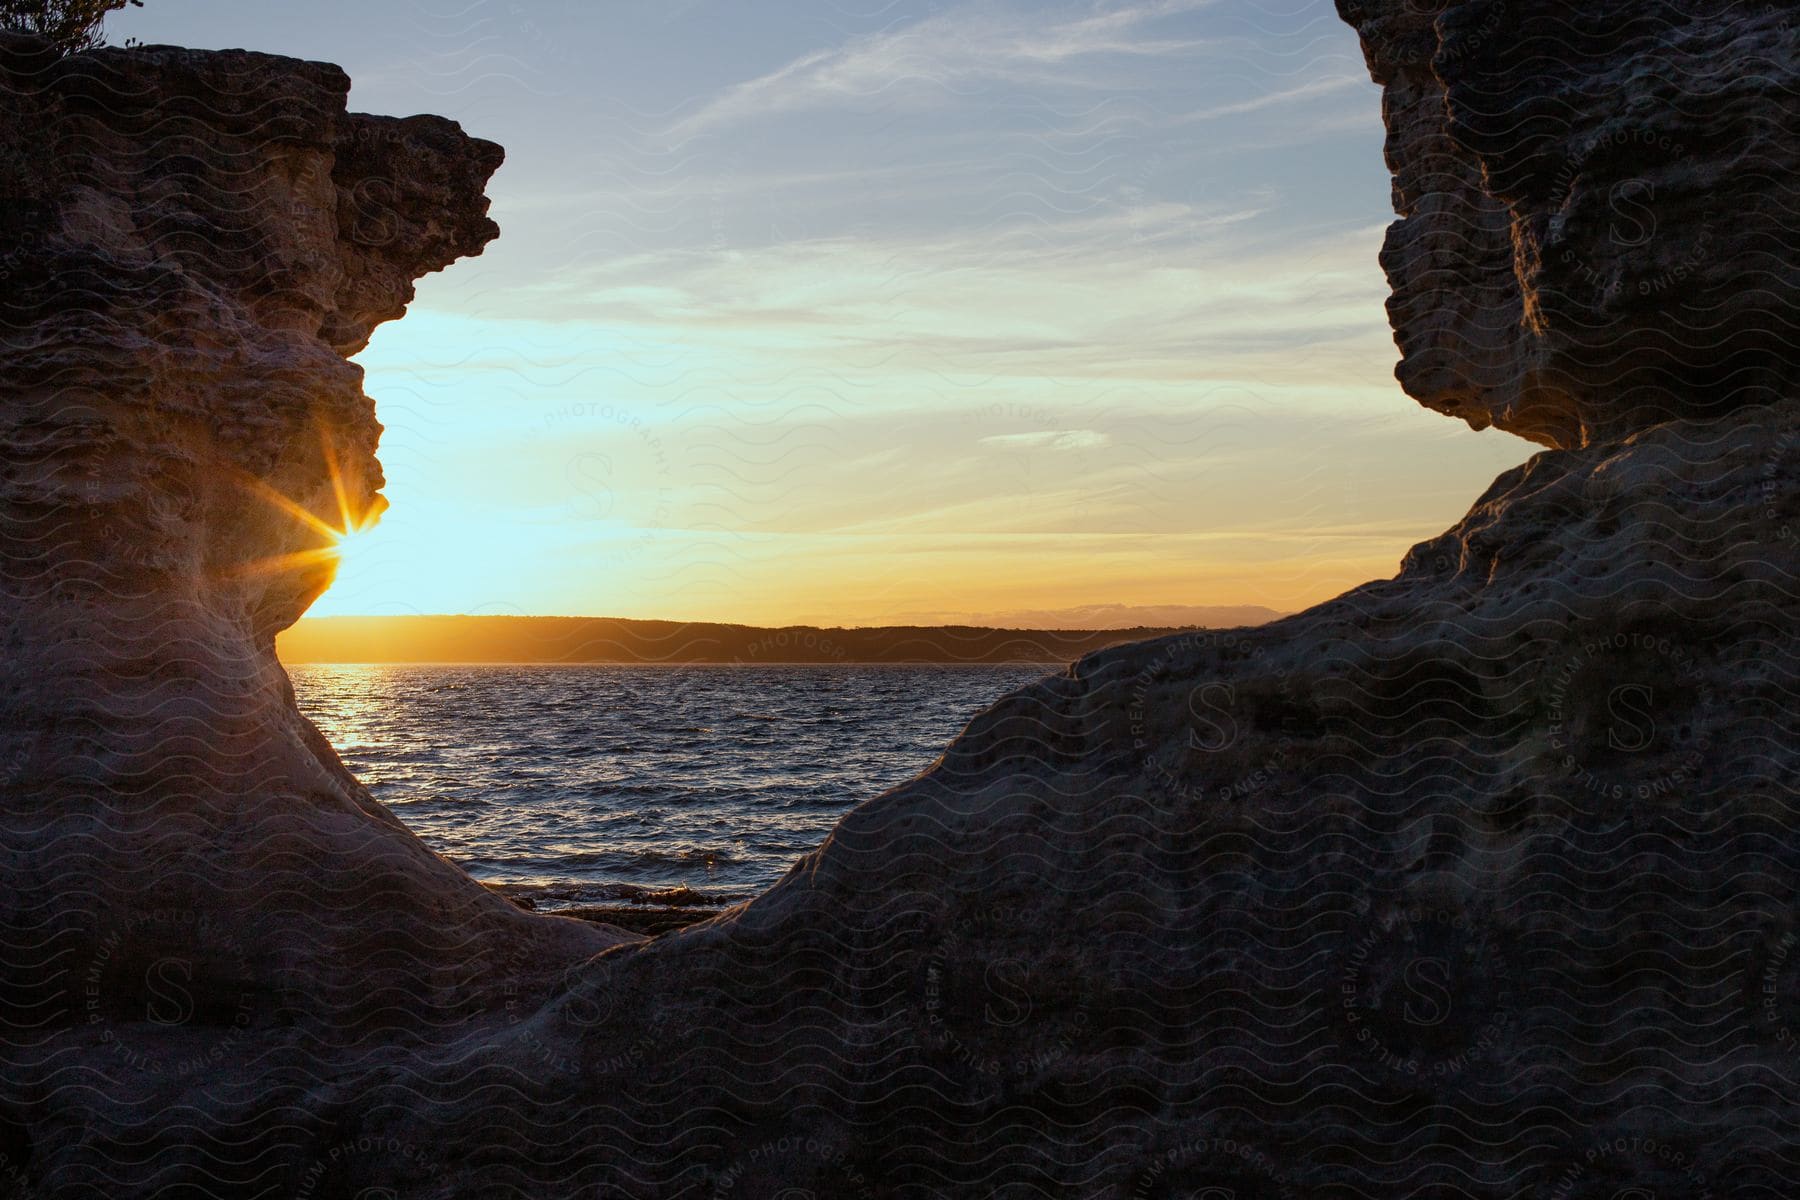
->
xmin=1 ymin=6 xmax=1796 ymax=1197
xmin=0 ymin=32 xmax=621 ymax=1093
xmin=1338 ymin=0 xmax=1800 ymax=446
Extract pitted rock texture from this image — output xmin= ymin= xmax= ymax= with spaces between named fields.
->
xmin=426 ymin=406 xmax=1795 ymax=1199
xmin=1338 ymin=0 xmax=1800 ymax=447
xmin=9 ymin=407 xmax=1794 ymax=1198
xmin=0 ymin=33 xmax=619 ymax=1074
xmin=2 ymin=16 xmax=1798 ymax=1200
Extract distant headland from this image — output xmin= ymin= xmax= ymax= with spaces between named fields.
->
xmin=276 ymin=610 xmax=1285 ymax=664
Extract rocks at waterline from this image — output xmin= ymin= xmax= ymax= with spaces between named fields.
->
xmin=0 ymin=9 xmax=1796 ymax=1198
xmin=383 ymin=402 xmax=1793 ymax=1197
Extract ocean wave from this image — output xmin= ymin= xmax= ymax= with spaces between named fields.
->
xmin=290 ymin=662 xmax=1040 ymax=898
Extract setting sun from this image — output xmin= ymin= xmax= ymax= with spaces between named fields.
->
xmin=11 ymin=0 xmax=1789 ymax=1194
xmin=325 ymin=507 xmax=383 ymax=572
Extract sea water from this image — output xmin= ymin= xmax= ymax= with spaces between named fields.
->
xmin=289 ymin=663 xmax=1048 ymax=910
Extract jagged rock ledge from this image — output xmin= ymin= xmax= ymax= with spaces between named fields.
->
xmin=1336 ymin=0 xmax=1800 ymax=447
xmin=1 ymin=9 xmax=1797 ymax=1198
xmin=0 ymin=32 xmax=624 ymax=1101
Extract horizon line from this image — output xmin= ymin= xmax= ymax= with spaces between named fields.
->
xmin=290 ymin=608 xmax=1289 ymax=631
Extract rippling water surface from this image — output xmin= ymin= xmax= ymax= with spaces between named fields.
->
xmin=289 ymin=664 xmax=1049 ymax=910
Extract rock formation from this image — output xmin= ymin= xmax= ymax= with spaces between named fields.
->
xmin=1 ymin=5 xmax=1796 ymax=1198
xmin=1337 ymin=0 xmax=1800 ymax=447
xmin=0 ymin=32 xmax=622 ymax=1121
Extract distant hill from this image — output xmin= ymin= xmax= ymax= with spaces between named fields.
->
xmin=894 ymin=604 xmax=1287 ymax=630
xmin=275 ymin=613 xmax=1281 ymax=665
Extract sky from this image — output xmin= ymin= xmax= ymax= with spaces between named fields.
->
xmin=113 ymin=0 xmax=1530 ymax=628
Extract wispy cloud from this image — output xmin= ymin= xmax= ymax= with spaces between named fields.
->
xmin=980 ymin=430 xmax=1113 ymax=451
xmin=1170 ymin=74 xmax=1367 ymax=124
xmin=669 ymin=1 xmax=1219 ymax=137
xmin=503 ymin=204 xmax=1389 ymax=392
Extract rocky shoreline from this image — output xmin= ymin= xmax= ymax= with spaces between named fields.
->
xmin=487 ymin=883 xmax=727 ymax=935
xmin=559 ymin=906 xmax=723 ymax=936
xmin=2 ymin=3 xmax=1796 ymax=1196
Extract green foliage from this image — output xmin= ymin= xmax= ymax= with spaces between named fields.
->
xmin=0 ymin=0 xmax=143 ymax=54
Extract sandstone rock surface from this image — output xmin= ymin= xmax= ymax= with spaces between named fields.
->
xmin=1337 ymin=0 xmax=1800 ymax=447
xmin=2 ymin=12 xmax=1797 ymax=1200
xmin=0 ymin=32 xmax=623 ymax=1112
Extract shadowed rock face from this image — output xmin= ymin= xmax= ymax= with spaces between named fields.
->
xmin=1337 ymin=0 xmax=1800 ymax=447
xmin=1 ymin=16 xmax=1797 ymax=1200
xmin=438 ymin=407 xmax=1795 ymax=1199
xmin=16 ymin=409 xmax=1789 ymax=1197
xmin=0 ymin=34 xmax=618 ymax=1070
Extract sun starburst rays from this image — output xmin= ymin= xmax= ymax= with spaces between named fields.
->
xmin=228 ymin=424 xmax=385 ymax=583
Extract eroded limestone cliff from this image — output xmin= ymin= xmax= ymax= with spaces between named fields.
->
xmin=1 ymin=8 xmax=1796 ymax=1198
xmin=0 ymin=33 xmax=620 ymax=1096
xmin=1337 ymin=0 xmax=1800 ymax=447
